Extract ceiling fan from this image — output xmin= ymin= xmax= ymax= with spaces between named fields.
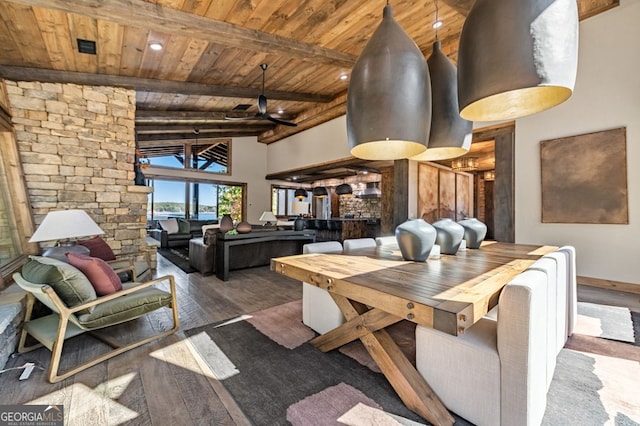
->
xmin=225 ymin=63 xmax=298 ymax=127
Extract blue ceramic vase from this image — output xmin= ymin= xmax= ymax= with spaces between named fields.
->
xmin=458 ymin=217 xmax=487 ymax=249
xmin=395 ymin=219 xmax=437 ymax=262
xmin=432 ymin=218 xmax=465 ymax=255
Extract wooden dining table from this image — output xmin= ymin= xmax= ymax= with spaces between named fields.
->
xmin=271 ymin=241 xmax=558 ymax=425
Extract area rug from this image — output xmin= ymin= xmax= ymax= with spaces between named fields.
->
xmin=158 ymin=246 xmax=195 ymax=273
xmin=575 ymin=301 xmax=636 ymax=343
xmin=185 ymin=300 xmax=640 ymax=425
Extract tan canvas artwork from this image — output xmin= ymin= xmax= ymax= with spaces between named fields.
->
xmin=540 ymin=127 xmax=628 ymax=224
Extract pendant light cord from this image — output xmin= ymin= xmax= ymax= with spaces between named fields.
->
xmin=434 ymin=0 xmax=440 ymax=41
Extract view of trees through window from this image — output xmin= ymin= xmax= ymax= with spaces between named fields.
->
xmin=148 ymin=178 xmax=244 ymax=222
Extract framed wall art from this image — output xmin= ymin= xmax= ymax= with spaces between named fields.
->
xmin=540 ymin=127 xmax=628 ymax=224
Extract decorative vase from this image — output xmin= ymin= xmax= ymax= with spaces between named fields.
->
xmin=394 ymin=219 xmax=437 ymax=262
xmin=432 ymin=218 xmax=465 ymax=255
xmin=294 ymin=216 xmax=305 ymax=231
xmin=458 ymin=217 xmax=487 ymax=249
xmin=236 ymin=221 xmax=252 ymax=234
xmin=219 ymin=214 xmax=234 ymax=233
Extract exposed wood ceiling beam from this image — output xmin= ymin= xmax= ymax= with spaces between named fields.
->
xmin=137 ymin=130 xmax=272 ymax=143
xmin=136 ymin=123 xmax=275 ymax=134
xmin=0 ymin=66 xmax=332 ymax=103
xmin=135 ymin=110 xmax=296 ymax=123
xmin=440 ymin=0 xmax=619 ymax=20
xmin=7 ymin=0 xmax=357 ymax=69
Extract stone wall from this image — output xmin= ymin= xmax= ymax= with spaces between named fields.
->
xmin=5 ymin=80 xmax=149 ymax=259
xmin=339 ymin=196 xmax=381 ymax=218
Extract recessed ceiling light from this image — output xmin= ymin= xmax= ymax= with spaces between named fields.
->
xmin=340 ymin=73 xmax=348 ymax=81
xmin=432 ymin=20 xmax=443 ymax=29
xmin=149 ymin=42 xmax=163 ymax=51
xmin=277 ymin=108 xmax=284 ymax=114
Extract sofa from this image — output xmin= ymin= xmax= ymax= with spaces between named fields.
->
xmin=188 ymin=226 xmax=316 ymax=278
xmin=414 ymin=246 xmax=576 ymax=426
xmin=148 ymin=218 xmax=217 ymax=248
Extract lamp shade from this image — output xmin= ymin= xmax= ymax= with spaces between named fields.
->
xmin=294 ymin=188 xmax=308 ymax=199
xmin=411 ymin=41 xmax=473 ymax=162
xmin=312 ymin=187 xmax=328 ymax=198
xmin=346 ymin=5 xmax=431 ymax=160
xmin=457 ymin=0 xmax=578 ymax=121
xmin=29 ymin=209 xmax=105 ymax=243
xmin=259 ymin=211 xmax=277 ymax=223
xmin=336 ymin=183 xmax=353 ymax=196
xmin=291 ymin=201 xmax=309 ymax=215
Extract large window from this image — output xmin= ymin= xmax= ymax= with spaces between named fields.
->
xmin=271 ymin=185 xmax=311 ymax=217
xmin=148 ymin=177 xmax=245 ymax=222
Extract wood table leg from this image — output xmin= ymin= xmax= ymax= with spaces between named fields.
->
xmin=310 ymin=294 xmax=454 ymax=426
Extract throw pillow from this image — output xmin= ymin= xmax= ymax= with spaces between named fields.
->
xmin=158 ymin=218 xmax=179 ymax=234
xmin=77 ymin=236 xmax=117 ymax=261
xmin=21 ymin=256 xmax=97 ymax=313
xmin=66 ymin=252 xmax=123 ymax=296
xmin=177 ymin=218 xmax=190 ymax=234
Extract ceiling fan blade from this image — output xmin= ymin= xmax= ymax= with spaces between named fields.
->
xmin=266 ymin=115 xmax=298 ymax=127
xmin=224 ymin=114 xmax=262 ymax=121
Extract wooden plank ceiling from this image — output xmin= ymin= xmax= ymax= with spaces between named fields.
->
xmin=0 ymin=0 xmax=619 ymax=171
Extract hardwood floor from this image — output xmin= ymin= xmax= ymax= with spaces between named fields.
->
xmin=0 ymin=255 xmax=301 ymax=425
xmin=1 ymin=255 xmax=637 ymax=425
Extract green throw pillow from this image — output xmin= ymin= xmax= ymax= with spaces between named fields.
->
xmin=177 ymin=219 xmax=190 ymax=234
xmin=22 ymin=256 xmax=97 ymax=314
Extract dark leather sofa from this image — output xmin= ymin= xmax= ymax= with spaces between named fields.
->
xmin=148 ymin=219 xmax=217 ymax=248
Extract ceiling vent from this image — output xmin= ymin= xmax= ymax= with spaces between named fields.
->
xmin=77 ymin=39 xmax=96 ymax=55
xmin=232 ymin=104 xmax=252 ymax=111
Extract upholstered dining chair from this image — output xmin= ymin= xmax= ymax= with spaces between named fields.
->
xmin=375 ymin=236 xmax=398 ymax=246
xmin=343 ymin=238 xmax=377 ymax=251
xmin=14 ymin=255 xmax=179 ymax=383
xmin=302 ymin=241 xmax=344 ymax=334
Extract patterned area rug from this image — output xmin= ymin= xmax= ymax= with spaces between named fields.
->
xmin=158 ymin=247 xmax=195 ymax=274
xmin=184 ymin=300 xmax=640 ymax=425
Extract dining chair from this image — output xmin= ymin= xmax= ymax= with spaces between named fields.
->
xmin=343 ymin=238 xmax=376 ymax=251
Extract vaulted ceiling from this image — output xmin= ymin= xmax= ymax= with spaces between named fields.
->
xmin=0 ymin=0 xmax=618 ymax=157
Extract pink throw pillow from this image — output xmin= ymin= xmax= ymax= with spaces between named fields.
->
xmin=77 ymin=236 xmax=116 ymax=261
xmin=66 ymin=252 xmax=123 ymax=296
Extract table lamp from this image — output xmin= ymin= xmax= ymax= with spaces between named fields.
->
xmin=291 ymin=202 xmax=309 ymax=231
xmin=258 ymin=211 xmax=277 ymax=226
xmin=29 ymin=209 xmax=105 ymax=261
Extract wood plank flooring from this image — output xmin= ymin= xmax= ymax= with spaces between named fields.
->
xmin=0 ymin=254 xmax=637 ymax=425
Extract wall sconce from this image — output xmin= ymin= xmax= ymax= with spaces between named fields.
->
xmin=451 ymin=157 xmax=478 ymax=172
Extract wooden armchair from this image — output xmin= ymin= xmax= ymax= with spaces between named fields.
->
xmin=13 ymin=257 xmax=179 ymax=383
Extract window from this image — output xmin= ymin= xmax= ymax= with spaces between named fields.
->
xmin=140 ymin=139 xmax=230 ymax=175
xmin=148 ymin=177 xmax=245 ymax=222
xmin=271 ymin=185 xmax=311 ymax=217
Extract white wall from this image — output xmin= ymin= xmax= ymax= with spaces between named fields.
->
xmin=267 ymin=115 xmax=351 ymax=174
xmin=515 ymin=0 xmax=640 ymax=283
xmin=268 ymin=1 xmax=639 ymax=284
xmin=146 ymin=136 xmax=271 ymax=224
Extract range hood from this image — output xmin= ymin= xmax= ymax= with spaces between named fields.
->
xmin=358 ymin=182 xmax=381 ymax=198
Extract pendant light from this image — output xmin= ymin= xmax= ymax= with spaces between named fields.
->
xmin=457 ymin=0 xmax=578 ymax=121
xmin=294 ymin=188 xmax=308 ymax=199
xmin=312 ymin=187 xmax=328 ymax=198
xmin=346 ymin=3 xmax=431 ymax=160
xmin=336 ymin=183 xmax=353 ymax=197
xmin=412 ymin=1 xmax=472 ymax=162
